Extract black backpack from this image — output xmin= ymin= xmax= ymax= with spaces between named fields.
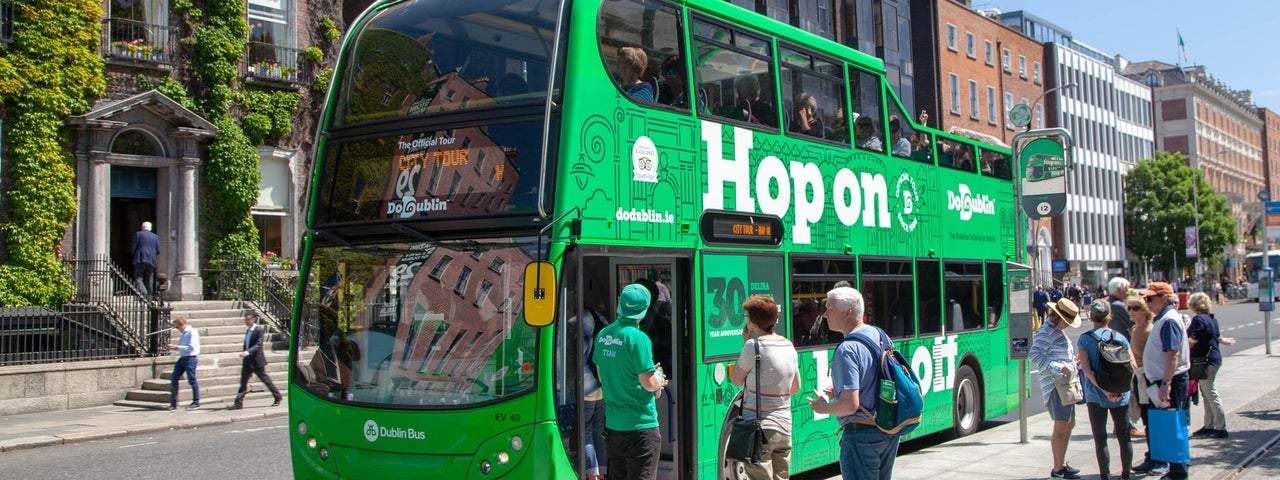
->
xmin=1088 ymin=329 xmax=1134 ymax=393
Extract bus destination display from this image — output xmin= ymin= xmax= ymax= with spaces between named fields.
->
xmin=699 ymin=210 xmax=784 ymax=246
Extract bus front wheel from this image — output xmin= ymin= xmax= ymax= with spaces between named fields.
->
xmin=718 ymin=395 xmax=748 ymax=480
xmin=952 ymin=365 xmax=981 ymax=437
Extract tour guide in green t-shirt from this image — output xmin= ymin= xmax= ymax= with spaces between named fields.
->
xmin=593 ymin=283 xmax=668 ymax=480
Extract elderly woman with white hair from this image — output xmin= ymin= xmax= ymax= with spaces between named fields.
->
xmin=1186 ymin=291 xmax=1235 ymax=439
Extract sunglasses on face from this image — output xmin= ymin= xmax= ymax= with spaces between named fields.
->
xmin=1127 ymin=306 xmax=1141 ymax=311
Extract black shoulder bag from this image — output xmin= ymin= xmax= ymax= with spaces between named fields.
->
xmin=725 ymin=339 xmax=765 ymax=465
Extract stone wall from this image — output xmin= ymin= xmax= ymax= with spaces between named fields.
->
xmin=0 ymin=358 xmax=164 ymax=416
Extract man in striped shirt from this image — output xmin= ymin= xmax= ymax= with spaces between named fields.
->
xmin=1029 ymin=299 xmax=1083 ymax=479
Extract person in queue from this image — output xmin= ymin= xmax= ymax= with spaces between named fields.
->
xmin=1187 ymin=292 xmax=1235 ymax=439
xmin=807 ymin=286 xmax=900 ymax=480
xmin=1029 ymin=298 xmax=1083 ymax=479
xmin=1077 ymin=300 xmax=1133 ymax=480
xmin=729 ymin=295 xmax=799 ymax=480
xmin=1133 ymin=282 xmax=1189 ymax=479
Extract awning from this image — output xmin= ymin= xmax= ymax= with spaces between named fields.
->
xmin=947 ymin=126 xmax=1010 ymax=149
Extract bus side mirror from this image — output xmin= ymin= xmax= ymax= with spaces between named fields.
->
xmin=523 ymin=261 xmax=557 ymax=327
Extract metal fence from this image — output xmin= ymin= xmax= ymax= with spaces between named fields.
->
xmin=101 ymin=18 xmax=175 ymax=65
xmin=204 ymin=255 xmax=295 ymax=343
xmin=244 ymin=41 xmax=310 ymax=86
xmin=0 ymin=256 xmax=169 ymax=366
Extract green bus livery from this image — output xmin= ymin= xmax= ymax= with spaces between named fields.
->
xmin=289 ymin=0 xmax=1023 ymax=478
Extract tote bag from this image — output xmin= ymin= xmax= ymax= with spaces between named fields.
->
xmin=1149 ymin=408 xmax=1190 ymax=464
xmin=1053 ymin=372 xmax=1083 ymax=406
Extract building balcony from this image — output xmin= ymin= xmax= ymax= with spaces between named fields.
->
xmin=244 ymin=42 xmax=310 ymax=88
xmin=102 ymin=18 xmax=174 ymax=66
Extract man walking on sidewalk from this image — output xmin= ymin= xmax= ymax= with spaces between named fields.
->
xmin=166 ymin=316 xmax=200 ymax=410
xmin=1134 ymin=282 xmax=1191 ymax=480
xmin=228 ymin=312 xmax=282 ymax=409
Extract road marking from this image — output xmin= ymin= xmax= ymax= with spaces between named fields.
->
xmin=225 ymin=425 xmax=287 ymax=434
xmin=119 ymin=441 xmax=158 ymax=449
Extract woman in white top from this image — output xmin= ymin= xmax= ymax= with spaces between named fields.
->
xmin=730 ymin=295 xmax=800 ymax=480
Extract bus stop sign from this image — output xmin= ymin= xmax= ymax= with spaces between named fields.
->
xmin=1019 ymin=137 xmax=1068 ymax=219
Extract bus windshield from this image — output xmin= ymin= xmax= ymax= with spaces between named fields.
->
xmin=334 ymin=0 xmax=560 ymax=127
xmin=293 ymin=237 xmax=540 ymax=407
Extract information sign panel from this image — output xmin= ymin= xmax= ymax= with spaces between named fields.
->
xmin=1019 ymin=137 xmax=1067 ymax=219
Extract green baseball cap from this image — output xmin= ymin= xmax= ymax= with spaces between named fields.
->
xmin=617 ymin=283 xmax=652 ymax=320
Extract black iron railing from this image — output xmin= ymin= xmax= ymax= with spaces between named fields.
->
xmin=244 ymin=41 xmax=310 ymax=86
xmin=204 ymin=255 xmax=295 ymax=343
xmin=0 ymin=256 xmax=169 ymax=366
xmin=102 ymin=18 xmax=175 ymax=64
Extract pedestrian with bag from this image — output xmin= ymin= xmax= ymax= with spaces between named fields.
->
xmin=1186 ymin=292 xmax=1235 ymax=439
xmin=1078 ymin=300 xmax=1135 ymax=480
xmin=1134 ymin=282 xmax=1190 ymax=480
xmin=1029 ymin=298 xmax=1083 ymax=479
xmin=728 ymin=295 xmax=799 ymax=480
xmin=806 ymin=286 xmax=899 ymax=480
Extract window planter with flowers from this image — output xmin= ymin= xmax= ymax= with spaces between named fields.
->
xmin=251 ymin=62 xmax=298 ymax=82
xmin=262 ymin=251 xmax=292 ymax=270
xmin=111 ymin=38 xmax=161 ymax=62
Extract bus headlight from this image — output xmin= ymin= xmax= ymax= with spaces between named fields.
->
xmin=319 ymin=447 xmax=329 ymax=461
xmin=496 ymin=451 xmax=509 ymax=465
xmin=480 ymin=460 xmax=492 ymax=474
xmin=297 ymin=422 xmax=308 ymax=436
xmin=307 ymin=437 xmax=317 ymax=449
xmin=510 ymin=435 xmax=523 ymax=451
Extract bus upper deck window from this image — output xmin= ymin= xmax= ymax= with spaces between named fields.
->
xmin=598 ymin=0 xmax=684 ymax=107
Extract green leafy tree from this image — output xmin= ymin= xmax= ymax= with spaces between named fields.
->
xmin=1124 ymin=151 xmax=1237 ymax=276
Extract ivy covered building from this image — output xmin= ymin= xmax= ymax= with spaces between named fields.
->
xmin=0 ymin=0 xmax=344 ymax=304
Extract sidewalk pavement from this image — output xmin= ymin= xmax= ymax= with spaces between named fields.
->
xmin=1 ymin=347 xmax=1278 ymax=480
xmin=889 ymin=343 xmax=1280 ymax=480
xmin=0 ymin=399 xmax=288 ymax=452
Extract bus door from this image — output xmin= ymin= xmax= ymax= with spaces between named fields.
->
xmin=557 ymin=249 xmax=693 ymax=479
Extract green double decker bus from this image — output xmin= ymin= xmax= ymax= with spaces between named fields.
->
xmin=289 ymin=0 xmax=1023 ymax=478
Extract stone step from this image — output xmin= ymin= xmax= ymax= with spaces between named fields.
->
xmin=170 ymin=308 xmax=252 ymax=321
xmin=149 ymin=363 xmax=289 ymax=386
xmin=167 ymin=300 xmax=245 ymax=311
xmin=117 ymin=391 xmax=283 ymax=410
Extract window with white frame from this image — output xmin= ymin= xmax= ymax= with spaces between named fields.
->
xmin=984 ymin=40 xmax=993 ymax=65
xmin=949 ymin=74 xmax=960 ymax=114
xmin=1033 ymin=61 xmax=1041 ymax=84
xmin=1004 ymin=91 xmax=1014 ymax=129
xmin=1001 ymin=49 xmax=1010 ymax=72
xmin=946 ymin=24 xmax=957 ymax=51
xmin=1018 ymin=55 xmax=1026 ymax=79
xmin=1036 ymin=104 xmax=1044 ymax=129
xmin=987 ymin=86 xmax=996 ymax=124
xmin=248 ymin=0 xmax=294 ymax=71
xmin=968 ymin=80 xmax=979 ymax=119
xmin=965 ymin=32 xmax=975 ymax=58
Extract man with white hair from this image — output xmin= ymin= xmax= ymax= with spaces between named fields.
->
xmin=808 ymin=286 xmax=899 ymax=480
xmin=131 ymin=221 xmax=161 ymax=296
xmin=1107 ymin=277 xmax=1134 ymax=340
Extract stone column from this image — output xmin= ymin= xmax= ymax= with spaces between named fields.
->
xmin=86 ymin=157 xmax=110 ymax=261
xmin=170 ymin=158 xmax=202 ymax=300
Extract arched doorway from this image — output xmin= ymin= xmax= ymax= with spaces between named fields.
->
xmin=109 ymin=130 xmax=164 ymax=272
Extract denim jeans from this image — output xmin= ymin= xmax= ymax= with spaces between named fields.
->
xmin=169 ymin=356 xmax=200 ymax=407
xmin=584 ymin=399 xmax=607 ymax=478
xmin=838 ymin=427 xmax=899 ymax=480
xmin=604 ymin=427 xmax=660 ymax=480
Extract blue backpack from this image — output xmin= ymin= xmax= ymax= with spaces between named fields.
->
xmin=847 ymin=328 xmax=924 ymax=435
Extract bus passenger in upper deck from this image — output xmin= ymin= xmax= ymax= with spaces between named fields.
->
xmin=853 ymin=115 xmax=884 ymax=152
xmin=828 ymin=107 xmax=850 ymax=143
xmin=791 ymin=92 xmax=824 ymax=137
xmin=734 ymin=75 xmax=777 ymax=128
xmin=889 ymin=115 xmax=910 ymax=157
xmin=617 ymin=47 xmax=655 ymax=103
xmin=661 ymin=56 xmax=706 ymax=113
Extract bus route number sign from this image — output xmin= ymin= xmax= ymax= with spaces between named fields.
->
xmin=1019 ymin=137 xmax=1068 ymax=219
xmin=700 ymin=210 xmax=784 ymax=247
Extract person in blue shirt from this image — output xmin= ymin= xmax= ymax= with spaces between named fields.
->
xmin=165 ymin=316 xmax=200 ymax=410
xmin=617 ymin=47 xmax=654 ymax=103
xmin=1033 ymin=285 xmax=1051 ymax=325
xmin=1077 ymin=300 xmax=1134 ymax=480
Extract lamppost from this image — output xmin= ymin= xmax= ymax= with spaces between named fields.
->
xmin=1025 ymin=82 xmax=1077 ymax=132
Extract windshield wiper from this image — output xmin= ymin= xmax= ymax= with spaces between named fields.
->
xmin=391 ymin=222 xmax=436 ymax=243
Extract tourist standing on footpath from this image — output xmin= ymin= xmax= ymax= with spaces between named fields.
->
xmin=730 ymin=295 xmax=799 ymax=480
xmin=593 ymin=284 xmax=666 ymax=480
xmin=1078 ymin=300 xmax=1134 ymax=480
xmin=807 ymin=286 xmax=900 ymax=480
xmin=1029 ymin=298 xmax=1083 ymax=479
xmin=1106 ymin=277 xmax=1144 ymax=439
xmin=1134 ymin=282 xmax=1190 ymax=480
xmin=1186 ymin=292 xmax=1235 ymax=439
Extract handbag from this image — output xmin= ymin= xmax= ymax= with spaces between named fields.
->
xmin=1189 ymin=355 xmax=1210 ymax=380
xmin=725 ymin=340 xmax=765 ymax=465
xmin=1052 ymin=370 xmax=1083 ymax=406
xmin=1149 ymin=408 xmax=1190 ymax=463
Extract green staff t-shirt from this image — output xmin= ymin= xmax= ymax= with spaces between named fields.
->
xmin=592 ymin=318 xmax=658 ymax=431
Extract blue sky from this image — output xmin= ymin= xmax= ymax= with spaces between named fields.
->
xmin=987 ymin=0 xmax=1280 ymax=110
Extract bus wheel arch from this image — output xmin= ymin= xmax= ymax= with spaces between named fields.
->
xmin=951 ymin=356 xmax=983 ymax=437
